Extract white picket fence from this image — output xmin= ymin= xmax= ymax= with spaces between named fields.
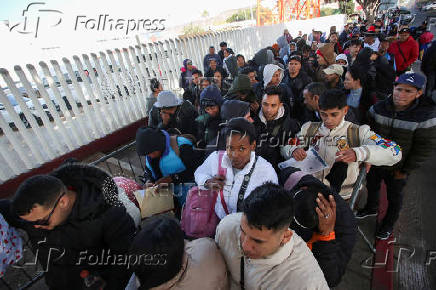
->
xmin=0 ymin=15 xmax=345 ymax=183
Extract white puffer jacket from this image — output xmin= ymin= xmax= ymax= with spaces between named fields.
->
xmin=281 ymin=119 xmax=402 ymax=199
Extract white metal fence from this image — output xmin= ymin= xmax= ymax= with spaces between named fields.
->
xmin=0 ymin=15 xmax=345 ymax=183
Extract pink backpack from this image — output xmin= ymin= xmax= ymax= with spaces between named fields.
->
xmin=181 ymin=151 xmax=228 ymax=238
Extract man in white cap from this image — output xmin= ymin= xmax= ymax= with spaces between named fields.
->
xmin=322 ymin=64 xmax=344 ymax=89
xmin=148 ymin=90 xmax=198 ymax=136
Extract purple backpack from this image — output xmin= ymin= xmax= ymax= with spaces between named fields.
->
xmin=181 ymin=151 xmax=228 ymax=238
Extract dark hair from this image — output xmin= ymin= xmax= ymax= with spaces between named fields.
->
xmin=347 ymin=65 xmax=362 ymax=82
xmin=192 ymin=69 xmax=203 ymax=77
xmin=236 ymin=54 xmax=245 ymax=60
xmin=349 ymin=39 xmax=362 ymax=47
xmin=129 ymin=216 xmax=185 ymax=289
xmin=209 ymin=58 xmax=217 ymax=64
xmin=225 ymin=117 xmax=256 ymax=144
xmin=240 ymin=66 xmax=256 ymax=75
xmin=319 ymin=88 xmax=347 ymax=110
xmin=243 ymin=183 xmax=294 ymax=231
xmin=291 ymin=183 xmax=330 ymax=230
xmin=12 ymin=175 xmax=64 ymax=216
xmin=305 ymin=82 xmax=326 ymax=97
xmin=301 ymin=44 xmax=311 ymax=52
xmin=220 ymin=41 xmax=227 ymax=47
xmin=150 ymin=78 xmax=160 ymax=92
xmin=200 ymin=77 xmax=211 ymax=85
xmin=264 ymin=86 xmax=282 ymax=102
xmin=225 ymin=48 xmax=234 ymax=54
xmin=329 ymin=32 xmax=338 ymax=37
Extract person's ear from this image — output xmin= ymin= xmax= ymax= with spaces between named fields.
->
xmin=343 ymin=105 xmax=349 ymax=115
xmin=250 ymin=140 xmax=256 ymax=151
xmin=281 ymin=229 xmax=293 ymax=245
xmin=58 ymin=194 xmax=69 ymax=209
xmin=416 ymin=90 xmax=423 ymax=99
xmin=313 ymin=95 xmax=319 ymax=103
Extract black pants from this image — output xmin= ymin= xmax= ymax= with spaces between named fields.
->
xmin=365 ymin=167 xmax=407 ymax=230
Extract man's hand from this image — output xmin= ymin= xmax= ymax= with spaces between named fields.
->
xmin=205 ymin=175 xmax=226 ymax=191
xmin=394 ymin=170 xmax=408 ymax=180
xmin=316 ymin=193 xmax=336 ymax=236
xmin=292 ymin=148 xmax=307 ymax=161
xmin=335 ymin=149 xmax=357 ymax=163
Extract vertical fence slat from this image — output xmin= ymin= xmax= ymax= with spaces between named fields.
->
xmin=50 ymin=60 xmax=95 ymax=142
xmin=14 ymin=66 xmax=60 ymax=159
xmin=98 ymin=51 xmax=129 ymax=126
xmin=89 ymin=53 xmax=123 ymax=129
xmin=39 ymin=61 xmax=85 ymax=147
xmin=115 ymin=48 xmax=141 ymax=121
xmin=26 ymin=64 xmax=76 ymax=150
xmin=64 ymin=56 xmax=109 ymax=135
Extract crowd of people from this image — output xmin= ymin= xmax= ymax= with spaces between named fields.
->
xmin=1 ymin=16 xmax=436 ymax=290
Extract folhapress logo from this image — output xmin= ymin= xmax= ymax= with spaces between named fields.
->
xmin=6 ymin=2 xmax=166 ymax=38
xmin=7 ymin=2 xmax=63 ymax=38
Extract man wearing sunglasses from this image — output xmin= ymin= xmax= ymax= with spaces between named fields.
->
xmin=0 ymin=162 xmax=136 ymax=290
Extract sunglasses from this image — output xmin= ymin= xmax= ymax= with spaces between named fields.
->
xmin=26 ymin=189 xmax=66 ymax=226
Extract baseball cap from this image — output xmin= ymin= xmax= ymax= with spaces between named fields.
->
xmin=399 ymin=27 xmax=411 ymax=33
xmin=394 ymin=73 xmax=426 ymax=90
xmin=323 ymin=64 xmax=344 ymax=76
xmin=154 ymin=91 xmax=183 ymax=108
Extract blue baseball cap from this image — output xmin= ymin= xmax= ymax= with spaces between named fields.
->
xmin=394 ymin=73 xmax=426 ymax=90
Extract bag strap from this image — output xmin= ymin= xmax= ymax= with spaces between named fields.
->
xmin=170 ymin=136 xmax=180 ymax=156
xmin=236 ymin=156 xmax=258 ymax=212
xmin=346 ymin=123 xmax=360 ymax=148
xmin=217 ymin=151 xmax=229 ymax=215
xmin=397 ymin=43 xmax=407 ymax=63
xmin=240 ymin=256 xmax=245 ymax=290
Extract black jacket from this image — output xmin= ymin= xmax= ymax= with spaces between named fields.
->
xmin=279 ymin=167 xmax=358 ymax=287
xmin=0 ymin=164 xmax=136 ymax=290
xmin=368 ymin=96 xmax=436 ymax=174
xmin=205 ymin=66 xmax=228 ymax=79
xmin=374 ymin=54 xmax=396 ymax=100
xmin=253 ymin=104 xmax=300 ymax=171
xmin=282 ymin=71 xmax=312 ymax=121
xmin=148 ymin=101 xmax=198 ymax=136
xmin=195 ymin=113 xmax=222 ymax=149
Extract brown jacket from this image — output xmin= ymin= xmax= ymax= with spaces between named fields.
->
xmin=126 ymin=238 xmax=228 ymax=289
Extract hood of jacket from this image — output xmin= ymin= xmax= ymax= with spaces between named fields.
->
xmin=225 ymin=55 xmax=238 ymax=78
xmin=263 ymin=64 xmax=284 ymax=88
xmin=277 ymin=35 xmax=290 ymax=59
xmin=50 ymin=163 xmax=121 ymax=221
xmin=226 ymin=75 xmax=256 ymax=102
xmin=220 ymin=99 xmax=250 ymax=121
xmin=253 ymin=48 xmax=274 ymax=66
xmin=317 ymin=43 xmax=336 ymax=65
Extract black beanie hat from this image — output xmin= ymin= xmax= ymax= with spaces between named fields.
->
xmin=136 ymin=127 xmax=166 ymax=156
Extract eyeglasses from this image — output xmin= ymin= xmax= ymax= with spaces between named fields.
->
xmin=26 ymin=189 xmax=66 ymax=226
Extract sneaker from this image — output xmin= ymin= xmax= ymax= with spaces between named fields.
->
xmin=376 ymin=227 xmax=392 ymax=240
xmin=355 ymin=208 xmax=377 ymax=219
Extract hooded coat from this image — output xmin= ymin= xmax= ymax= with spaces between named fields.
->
xmin=253 ymin=64 xmax=294 ymax=110
xmin=213 ymin=100 xmax=251 ymax=151
xmin=179 ymin=59 xmax=197 ymax=89
xmin=148 ymin=100 xmax=198 ymax=136
xmin=314 ymin=43 xmax=336 ymax=82
xmin=279 ymin=167 xmax=358 ymax=287
xmin=224 ymin=75 xmax=257 ymax=103
xmin=388 ymin=35 xmax=419 ymax=73
xmin=0 ymin=164 xmax=137 ymax=290
xmin=252 ymin=104 xmax=300 ymax=171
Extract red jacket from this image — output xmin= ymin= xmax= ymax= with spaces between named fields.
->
xmin=388 ymin=36 xmax=419 ymax=72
